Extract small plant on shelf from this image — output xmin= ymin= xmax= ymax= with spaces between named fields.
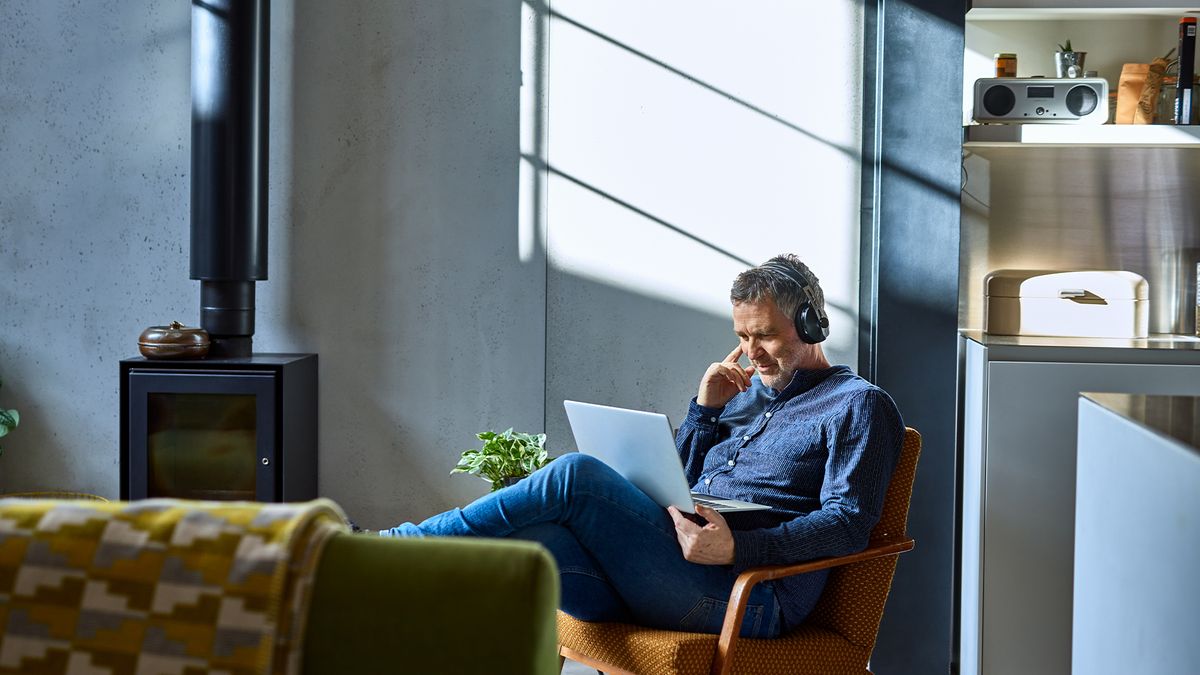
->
xmin=1057 ymin=39 xmax=1073 ymax=54
xmin=452 ymin=428 xmax=552 ymax=492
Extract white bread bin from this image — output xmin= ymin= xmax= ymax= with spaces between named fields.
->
xmin=984 ymin=270 xmax=1149 ymax=338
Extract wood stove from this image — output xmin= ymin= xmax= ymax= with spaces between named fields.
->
xmin=120 ymin=354 xmax=316 ymax=501
xmin=117 ymin=1 xmax=319 ymax=502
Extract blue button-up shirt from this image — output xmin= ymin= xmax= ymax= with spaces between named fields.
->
xmin=675 ymin=364 xmax=904 ymax=628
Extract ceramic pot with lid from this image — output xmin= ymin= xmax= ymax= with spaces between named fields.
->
xmin=138 ymin=321 xmax=210 ymax=359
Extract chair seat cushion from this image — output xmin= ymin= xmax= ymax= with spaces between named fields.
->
xmin=557 ymin=611 xmax=869 ymax=675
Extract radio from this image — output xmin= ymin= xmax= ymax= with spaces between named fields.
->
xmin=973 ymin=78 xmax=1109 ymax=124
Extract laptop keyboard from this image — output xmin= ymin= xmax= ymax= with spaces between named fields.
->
xmin=691 ymin=496 xmax=725 ymax=508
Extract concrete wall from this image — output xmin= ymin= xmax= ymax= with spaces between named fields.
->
xmin=1 ymin=2 xmax=193 ymax=493
xmin=1 ymin=1 xmax=862 ymax=530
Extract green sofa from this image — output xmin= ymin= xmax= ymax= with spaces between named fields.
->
xmin=0 ymin=498 xmax=560 ymax=675
xmin=304 ymin=533 xmax=561 ymax=674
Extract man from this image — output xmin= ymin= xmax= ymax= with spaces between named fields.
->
xmin=380 ymin=254 xmax=904 ymax=639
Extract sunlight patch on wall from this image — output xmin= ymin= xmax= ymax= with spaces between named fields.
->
xmin=543 ymin=0 xmax=863 ymax=342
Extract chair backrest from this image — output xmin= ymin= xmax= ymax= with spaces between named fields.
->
xmin=805 ymin=427 xmax=922 ymax=649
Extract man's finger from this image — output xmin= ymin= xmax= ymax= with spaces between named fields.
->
xmin=696 ymin=503 xmax=728 ymax=527
xmin=667 ymin=506 xmax=687 ymax=526
xmin=724 ymin=345 xmax=743 ymax=363
xmin=720 ymin=363 xmax=749 ymax=390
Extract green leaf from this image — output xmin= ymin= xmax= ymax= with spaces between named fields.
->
xmin=451 ymin=427 xmax=552 ymax=486
xmin=0 ymin=409 xmax=17 ymax=435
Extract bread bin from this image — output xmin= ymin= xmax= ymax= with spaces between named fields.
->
xmin=984 ymin=270 xmax=1149 ymax=338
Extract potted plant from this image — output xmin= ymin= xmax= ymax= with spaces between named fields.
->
xmin=0 ymin=377 xmax=18 ymax=456
xmin=1055 ymin=39 xmax=1086 ymax=78
xmin=452 ymin=428 xmax=552 ymax=492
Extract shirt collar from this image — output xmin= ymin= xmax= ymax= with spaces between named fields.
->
xmin=764 ymin=365 xmax=849 ymax=398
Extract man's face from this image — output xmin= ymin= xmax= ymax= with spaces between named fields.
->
xmin=732 ymin=298 xmax=810 ymax=391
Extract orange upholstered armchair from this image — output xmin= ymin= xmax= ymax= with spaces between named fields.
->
xmin=557 ymin=427 xmax=922 ymax=675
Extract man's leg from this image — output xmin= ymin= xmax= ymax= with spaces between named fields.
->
xmin=382 ymin=453 xmax=781 ymax=637
xmin=509 ymin=523 xmax=632 ymax=623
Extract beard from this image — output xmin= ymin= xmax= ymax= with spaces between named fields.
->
xmin=754 ymin=360 xmax=798 ymax=391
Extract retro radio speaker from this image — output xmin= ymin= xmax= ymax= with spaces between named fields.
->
xmin=973 ymin=78 xmax=1109 ymax=124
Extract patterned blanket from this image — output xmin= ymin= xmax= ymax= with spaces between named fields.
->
xmin=0 ymin=498 xmax=347 ymax=675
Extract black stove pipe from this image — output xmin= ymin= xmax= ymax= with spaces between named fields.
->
xmin=190 ymin=0 xmax=269 ymax=358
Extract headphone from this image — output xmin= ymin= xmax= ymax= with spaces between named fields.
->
xmin=759 ymin=261 xmax=829 ymax=344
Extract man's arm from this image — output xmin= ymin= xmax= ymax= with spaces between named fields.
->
xmin=676 ymin=345 xmax=753 ymax=482
xmin=675 ymin=399 xmax=727 ymax=483
xmin=729 ymin=389 xmax=904 ymax=570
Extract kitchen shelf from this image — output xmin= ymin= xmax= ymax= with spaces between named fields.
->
xmin=969 ymin=8 xmax=1200 ymax=21
xmin=964 ymin=123 xmax=1200 ymax=146
xmin=969 ymin=2 xmax=1200 ymax=21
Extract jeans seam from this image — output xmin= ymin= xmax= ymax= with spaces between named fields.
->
xmin=558 ymin=564 xmax=609 ymax=582
xmin=572 ymin=488 xmax=681 ymax=547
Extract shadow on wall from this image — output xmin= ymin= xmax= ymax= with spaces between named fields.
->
xmin=383 ymin=272 xmax=739 ymax=528
xmin=0 ymin=350 xmax=75 ymax=494
xmin=283 ymin=0 xmax=536 ymax=527
xmin=543 ymin=269 xmax=742 ymax=461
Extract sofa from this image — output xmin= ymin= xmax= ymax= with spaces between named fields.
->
xmin=0 ymin=497 xmax=560 ymax=675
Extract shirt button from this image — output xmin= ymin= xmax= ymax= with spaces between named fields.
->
xmin=742 ymin=435 xmax=750 ymax=441
xmin=710 ymin=416 xmax=717 ymax=423
xmin=704 ymin=478 xmax=711 ymax=485
xmin=764 ymin=412 xmax=772 ymax=419
xmin=727 ymin=460 xmax=735 ymax=467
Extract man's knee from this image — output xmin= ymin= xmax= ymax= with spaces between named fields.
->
xmin=550 ymin=452 xmax=609 ymax=478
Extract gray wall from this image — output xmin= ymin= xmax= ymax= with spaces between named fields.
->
xmin=0 ymin=1 xmax=543 ymax=524
xmin=862 ymin=0 xmax=963 ymax=672
xmin=1 ymin=1 xmax=864 ymax=536
xmin=1 ymin=1 xmax=193 ymax=492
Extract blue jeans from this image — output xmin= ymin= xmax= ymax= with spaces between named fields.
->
xmin=382 ymin=453 xmax=783 ymax=638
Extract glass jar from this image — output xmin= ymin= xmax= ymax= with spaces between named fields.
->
xmin=1153 ymin=60 xmax=1200 ymax=124
xmin=994 ymin=53 xmax=1018 ymax=78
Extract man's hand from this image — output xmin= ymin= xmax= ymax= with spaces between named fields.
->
xmin=668 ymin=504 xmax=735 ymax=565
xmin=696 ymin=345 xmax=756 ymax=408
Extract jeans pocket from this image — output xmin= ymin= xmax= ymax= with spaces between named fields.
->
xmin=679 ymin=597 xmax=719 ymax=632
xmin=679 ymin=597 xmax=766 ymax=636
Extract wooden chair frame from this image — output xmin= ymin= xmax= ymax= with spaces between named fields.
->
xmin=558 ymin=537 xmax=914 ymax=675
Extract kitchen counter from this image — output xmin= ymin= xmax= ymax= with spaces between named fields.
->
xmin=1082 ymin=392 xmax=1200 ymax=451
xmin=1073 ymin=393 xmax=1200 ymax=675
xmin=956 ymin=337 xmax=1200 ymax=675
xmin=960 ymin=330 xmax=1200 ymax=363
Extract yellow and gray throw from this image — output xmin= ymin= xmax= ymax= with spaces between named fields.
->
xmin=0 ymin=498 xmax=346 ymax=675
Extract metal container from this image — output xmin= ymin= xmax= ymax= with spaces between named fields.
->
xmin=138 ymin=322 xmax=210 ymax=359
xmin=985 ymin=270 xmax=1149 ymax=338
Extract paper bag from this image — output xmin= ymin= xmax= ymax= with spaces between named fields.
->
xmin=1116 ymin=64 xmax=1149 ymax=124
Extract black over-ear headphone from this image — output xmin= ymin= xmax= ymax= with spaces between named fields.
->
xmin=759 ymin=261 xmax=829 ymax=344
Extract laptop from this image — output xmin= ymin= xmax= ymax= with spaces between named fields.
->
xmin=563 ymin=400 xmax=771 ymax=514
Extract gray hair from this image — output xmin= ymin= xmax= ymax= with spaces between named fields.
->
xmin=729 ymin=254 xmax=825 ymax=319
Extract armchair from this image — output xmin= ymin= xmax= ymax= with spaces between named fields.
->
xmin=557 ymin=427 xmax=922 ymax=675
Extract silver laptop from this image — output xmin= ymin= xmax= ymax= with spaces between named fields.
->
xmin=563 ymin=400 xmax=770 ymax=514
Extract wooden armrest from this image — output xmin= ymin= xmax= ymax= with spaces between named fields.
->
xmin=710 ymin=536 xmax=914 ymax=675
xmin=734 ymin=536 xmax=914 ymax=587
